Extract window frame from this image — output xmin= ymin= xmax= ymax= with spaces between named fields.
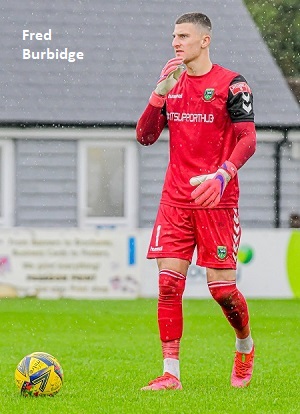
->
xmin=78 ymin=135 xmax=138 ymax=229
xmin=0 ymin=139 xmax=14 ymax=227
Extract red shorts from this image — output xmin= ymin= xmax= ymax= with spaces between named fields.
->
xmin=147 ymin=204 xmax=241 ymax=269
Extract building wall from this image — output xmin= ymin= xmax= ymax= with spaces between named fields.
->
xmin=15 ymin=139 xmax=77 ymax=227
xmin=3 ymin=128 xmax=300 ymax=229
xmin=281 ymin=142 xmax=300 ymax=227
xmin=138 ymin=139 xmax=167 ymax=228
xmin=138 ymin=134 xmax=300 ymax=229
xmin=239 ymin=142 xmax=276 ymax=228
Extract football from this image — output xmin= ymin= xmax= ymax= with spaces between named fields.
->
xmin=15 ymin=352 xmax=63 ymax=396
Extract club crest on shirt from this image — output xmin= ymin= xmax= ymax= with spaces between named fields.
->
xmin=203 ymin=88 xmax=215 ymax=101
xmin=217 ymin=245 xmax=227 ymax=260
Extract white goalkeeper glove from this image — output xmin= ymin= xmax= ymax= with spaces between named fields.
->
xmin=149 ymin=58 xmax=185 ymax=107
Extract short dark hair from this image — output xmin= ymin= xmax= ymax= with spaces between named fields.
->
xmin=175 ymin=12 xmax=212 ymax=33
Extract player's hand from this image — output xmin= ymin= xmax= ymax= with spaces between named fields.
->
xmin=149 ymin=58 xmax=184 ymax=107
xmin=190 ymin=161 xmax=237 ymax=208
xmin=155 ymin=58 xmax=185 ymax=96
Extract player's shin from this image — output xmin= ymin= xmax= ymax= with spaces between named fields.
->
xmin=158 ymin=269 xmax=186 ymax=379
xmin=208 ymin=280 xmax=255 ymax=387
xmin=207 ymin=280 xmax=249 ymax=332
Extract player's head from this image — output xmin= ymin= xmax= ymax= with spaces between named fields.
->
xmin=172 ymin=12 xmax=212 ymax=64
xmin=175 ymin=12 xmax=212 ymax=35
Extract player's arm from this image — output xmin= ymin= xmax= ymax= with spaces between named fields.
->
xmin=136 ymin=58 xmax=184 ymax=146
xmin=226 ymin=75 xmax=256 ymax=168
xmin=136 ymin=104 xmax=167 ymax=146
xmin=190 ymin=75 xmax=256 ymax=207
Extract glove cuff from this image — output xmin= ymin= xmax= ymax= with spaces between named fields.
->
xmin=221 ymin=160 xmax=237 ymax=179
xmin=149 ymin=91 xmax=166 ymax=108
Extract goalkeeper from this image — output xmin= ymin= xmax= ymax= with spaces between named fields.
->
xmin=136 ymin=12 xmax=256 ymax=390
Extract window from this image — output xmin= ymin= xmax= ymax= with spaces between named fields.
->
xmin=87 ymin=146 xmax=125 ymax=217
xmin=78 ymin=135 xmax=138 ymax=228
xmin=0 ymin=139 xmax=14 ymax=227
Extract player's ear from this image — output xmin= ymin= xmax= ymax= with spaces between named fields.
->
xmin=201 ymin=34 xmax=211 ymax=48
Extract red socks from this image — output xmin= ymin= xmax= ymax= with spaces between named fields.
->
xmin=158 ymin=271 xmax=248 ymax=355
xmin=158 ymin=269 xmax=186 ymax=342
xmin=208 ymin=280 xmax=249 ymax=330
xmin=162 ymin=339 xmax=180 ymax=360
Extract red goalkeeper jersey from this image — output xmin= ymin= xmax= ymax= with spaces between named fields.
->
xmin=137 ymin=64 xmax=255 ymax=208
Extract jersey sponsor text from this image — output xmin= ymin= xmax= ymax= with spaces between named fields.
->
xmin=167 ymin=112 xmax=214 ymax=123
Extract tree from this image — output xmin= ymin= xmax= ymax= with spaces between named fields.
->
xmin=244 ymin=0 xmax=300 ymax=78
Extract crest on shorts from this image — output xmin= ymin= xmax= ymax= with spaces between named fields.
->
xmin=203 ymin=88 xmax=215 ymax=101
xmin=217 ymin=246 xmax=227 ymax=260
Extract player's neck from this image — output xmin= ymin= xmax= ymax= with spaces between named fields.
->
xmin=186 ymin=55 xmax=213 ymax=76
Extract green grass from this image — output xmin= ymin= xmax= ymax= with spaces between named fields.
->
xmin=1 ymin=298 xmax=300 ymax=413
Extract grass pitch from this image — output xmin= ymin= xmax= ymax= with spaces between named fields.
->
xmin=1 ymin=298 xmax=299 ymax=413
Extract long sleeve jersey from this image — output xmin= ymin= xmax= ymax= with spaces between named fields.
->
xmin=136 ymin=64 xmax=256 ymax=208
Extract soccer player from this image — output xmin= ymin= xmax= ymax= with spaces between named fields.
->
xmin=136 ymin=12 xmax=256 ymax=390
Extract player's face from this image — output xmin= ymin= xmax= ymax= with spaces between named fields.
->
xmin=172 ymin=23 xmax=210 ymax=64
